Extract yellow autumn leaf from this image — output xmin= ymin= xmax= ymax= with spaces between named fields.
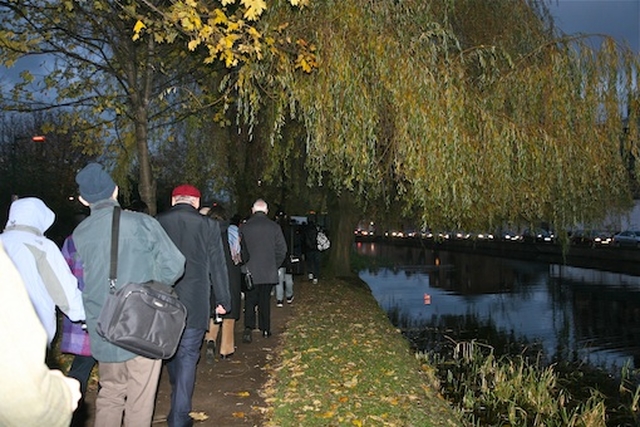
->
xmin=241 ymin=0 xmax=267 ymax=21
xmin=211 ymin=9 xmax=228 ymax=25
xmin=198 ymin=24 xmax=213 ymax=39
xmin=133 ymin=20 xmax=146 ymax=33
xmin=221 ymin=0 xmax=236 ymax=5
xmin=233 ymin=391 xmax=251 ymax=397
xmin=132 ymin=20 xmax=146 ymax=41
xmin=247 ymin=26 xmax=261 ymax=39
xmin=351 ymin=420 xmax=363 ymax=427
xmin=180 ymin=17 xmax=194 ymax=31
xmin=227 ymin=20 xmax=240 ymax=32
xmin=223 ymin=34 xmax=237 ymax=49
xmin=232 ymin=412 xmax=245 ymax=418
xmin=188 ymin=39 xmax=200 ymax=51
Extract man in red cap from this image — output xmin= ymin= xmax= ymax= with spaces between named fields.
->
xmin=157 ymin=184 xmax=231 ymax=427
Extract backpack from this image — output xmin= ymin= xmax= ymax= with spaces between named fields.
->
xmin=316 ymin=229 xmax=331 ymax=251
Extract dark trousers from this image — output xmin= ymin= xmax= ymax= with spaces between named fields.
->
xmin=244 ymin=283 xmax=274 ymax=333
xmin=306 ymin=250 xmax=320 ymax=278
xmin=68 ymin=354 xmax=97 ymax=427
xmin=166 ymin=327 xmax=205 ymax=427
xmin=68 ymin=354 xmax=97 ymax=396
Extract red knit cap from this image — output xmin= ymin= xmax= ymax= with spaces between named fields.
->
xmin=172 ymin=184 xmax=201 ymax=198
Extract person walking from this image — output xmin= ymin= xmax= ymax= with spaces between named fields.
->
xmin=203 ymin=205 xmax=248 ymax=361
xmin=72 ymin=162 xmax=185 ymax=427
xmin=275 ymin=211 xmax=296 ymax=307
xmin=303 ymin=219 xmax=320 ymax=284
xmin=157 ymin=185 xmax=231 ymax=427
xmin=241 ymin=199 xmax=287 ymax=343
xmin=0 ymin=197 xmax=85 ymax=346
xmin=0 ymin=241 xmax=82 ymax=427
xmin=60 ymin=229 xmax=97 ymax=427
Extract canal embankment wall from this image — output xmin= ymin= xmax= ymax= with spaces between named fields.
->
xmin=360 ymin=236 xmax=640 ymax=276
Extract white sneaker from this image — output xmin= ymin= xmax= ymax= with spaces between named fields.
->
xmin=312 ymin=278 xmax=318 ymax=285
xmin=308 ymin=273 xmax=313 ymax=280
xmin=276 ymin=300 xmax=284 ymax=307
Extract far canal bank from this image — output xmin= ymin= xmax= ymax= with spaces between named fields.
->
xmin=358 ymin=235 xmax=640 ymax=276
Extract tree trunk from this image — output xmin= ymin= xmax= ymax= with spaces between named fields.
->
xmin=131 ymin=36 xmax=156 ymax=215
xmin=136 ymin=119 xmax=156 ymax=215
xmin=325 ymin=190 xmax=360 ymax=278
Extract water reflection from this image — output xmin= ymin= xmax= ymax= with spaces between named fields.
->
xmin=356 ymin=241 xmax=640 ymax=373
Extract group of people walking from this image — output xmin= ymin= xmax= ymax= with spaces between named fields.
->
xmin=0 ymin=161 xmax=326 ymax=427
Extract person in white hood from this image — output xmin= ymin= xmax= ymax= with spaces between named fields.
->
xmin=0 ymin=197 xmax=85 ymax=344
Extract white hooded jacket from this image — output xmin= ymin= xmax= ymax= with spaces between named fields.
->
xmin=0 ymin=198 xmax=85 ymax=344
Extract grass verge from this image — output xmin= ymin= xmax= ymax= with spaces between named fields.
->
xmin=262 ymin=277 xmax=463 ymax=426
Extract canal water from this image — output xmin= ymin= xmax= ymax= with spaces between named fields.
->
xmin=356 ymin=241 xmax=640 ymax=375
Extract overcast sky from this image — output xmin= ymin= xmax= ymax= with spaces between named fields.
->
xmin=548 ymin=0 xmax=640 ymax=53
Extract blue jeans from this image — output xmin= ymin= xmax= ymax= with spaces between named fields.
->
xmin=276 ymin=267 xmax=294 ymax=301
xmin=166 ymin=328 xmax=205 ymax=427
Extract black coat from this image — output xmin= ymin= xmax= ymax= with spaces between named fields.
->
xmin=241 ymin=212 xmax=287 ymax=285
xmin=279 ymin=220 xmax=302 ymax=273
xmin=157 ymin=203 xmax=230 ymax=329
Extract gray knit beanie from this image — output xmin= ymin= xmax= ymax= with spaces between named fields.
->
xmin=75 ymin=163 xmax=116 ymax=203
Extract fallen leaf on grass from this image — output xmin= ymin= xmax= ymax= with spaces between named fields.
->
xmin=343 ymin=376 xmax=358 ymax=388
xmin=232 ymin=412 xmax=245 ymax=418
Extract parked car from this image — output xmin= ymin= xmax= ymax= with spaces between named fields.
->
xmin=500 ymin=230 xmax=523 ymax=242
xmin=592 ymin=231 xmax=613 ymax=247
xmin=522 ymin=228 xmax=555 ymax=243
xmin=570 ymin=230 xmax=613 ymax=247
xmin=612 ymin=230 xmax=640 ymax=248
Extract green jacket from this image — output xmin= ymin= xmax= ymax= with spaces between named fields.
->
xmin=73 ymin=199 xmax=185 ymax=362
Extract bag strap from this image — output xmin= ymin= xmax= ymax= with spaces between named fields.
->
xmin=109 ymin=206 xmax=121 ymax=292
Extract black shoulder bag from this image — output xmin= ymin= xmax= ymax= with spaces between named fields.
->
xmin=96 ymin=206 xmax=187 ymax=359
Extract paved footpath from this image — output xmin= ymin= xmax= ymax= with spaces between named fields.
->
xmin=82 ymin=290 xmax=296 ymax=426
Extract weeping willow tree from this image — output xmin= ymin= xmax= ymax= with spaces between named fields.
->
xmin=139 ymin=0 xmax=639 ymax=276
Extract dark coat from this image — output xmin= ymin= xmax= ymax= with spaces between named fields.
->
xmin=157 ymin=203 xmax=230 ymax=329
xmin=241 ymin=212 xmax=287 ymax=285
xmin=279 ymin=219 xmax=302 ymax=273
xmin=303 ymin=222 xmax=319 ymax=254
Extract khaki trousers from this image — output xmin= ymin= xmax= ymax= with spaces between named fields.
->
xmin=94 ymin=356 xmax=162 ymax=427
xmin=205 ymin=318 xmax=236 ymax=356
